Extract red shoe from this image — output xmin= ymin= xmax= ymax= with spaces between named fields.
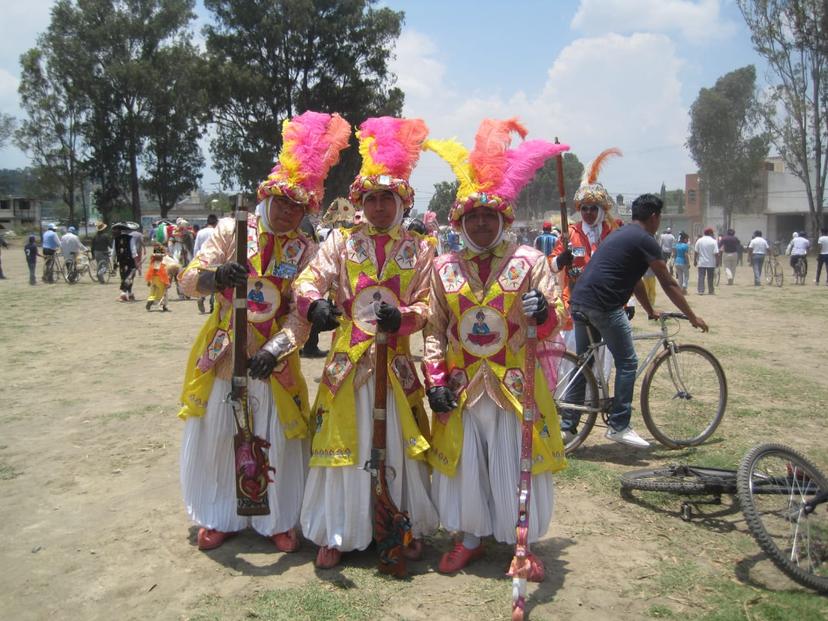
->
xmin=270 ymin=529 xmax=300 ymax=553
xmin=197 ymin=528 xmax=235 ymax=550
xmin=506 ymin=552 xmax=545 ymax=583
xmin=315 ymin=545 xmax=342 ymax=569
xmin=402 ymin=538 xmax=424 ymax=561
xmin=438 ymin=542 xmax=484 ymax=574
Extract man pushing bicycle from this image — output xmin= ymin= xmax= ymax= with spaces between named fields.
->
xmin=562 ymin=194 xmax=708 ymax=448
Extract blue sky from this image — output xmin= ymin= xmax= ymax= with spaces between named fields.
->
xmin=0 ymin=0 xmax=768 ymax=207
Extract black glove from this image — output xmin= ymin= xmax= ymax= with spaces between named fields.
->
xmin=249 ymin=350 xmax=277 ymax=380
xmin=556 ymin=249 xmax=574 ymax=268
xmin=375 ymin=301 xmax=402 ymax=333
xmin=427 ymin=386 xmax=457 ymax=413
xmin=215 ymin=261 xmax=248 ymax=289
xmin=521 ymin=288 xmax=549 ymax=324
xmin=308 ymin=299 xmax=342 ymax=332
xmin=625 ymin=306 xmax=635 ymax=321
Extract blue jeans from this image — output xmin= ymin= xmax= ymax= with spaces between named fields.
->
xmin=751 ymin=255 xmax=765 ymax=285
xmin=561 ymin=305 xmax=638 ymax=432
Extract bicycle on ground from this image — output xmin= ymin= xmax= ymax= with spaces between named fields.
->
xmin=554 ymin=312 xmax=727 ymax=454
xmin=620 ymin=443 xmax=828 ymax=594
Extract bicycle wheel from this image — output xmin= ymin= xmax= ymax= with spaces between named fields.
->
xmin=714 ymin=267 xmax=721 ymax=287
xmin=621 ymin=464 xmax=737 ymax=495
xmin=765 ymin=257 xmax=773 ymax=284
xmin=88 ymin=263 xmax=98 ymax=283
xmin=640 ymin=344 xmax=727 ymax=448
xmin=737 ymin=443 xmax=828 ymax=593
xmin=96 ymin=260 xmax=111 ymax=284
xmin=553 ymin=351 xmax=599 ymax=454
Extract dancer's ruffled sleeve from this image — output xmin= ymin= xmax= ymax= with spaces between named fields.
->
xmin=293 ymin=229 xmax=343 ymax=320
xmin=178 ymin=218 xmax=234 ymax=298
xmin=396 ymin=236 xmax=435 ymax=336
xmin=530 ymin=253 xmax=566 ymax=341
xmin=422 ymin=265 xmax=450 ymax=389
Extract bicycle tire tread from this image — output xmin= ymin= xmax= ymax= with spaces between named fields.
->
xmin=737 ymin=443 xmax=828 ymax=594
xmin=620 ymin=465 xmax=737 ymax=495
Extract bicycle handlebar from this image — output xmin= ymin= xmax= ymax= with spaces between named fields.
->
xmin=658 ymin=312 xmax=688 ymax=322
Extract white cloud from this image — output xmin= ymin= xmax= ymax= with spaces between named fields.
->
xmin=571 ymin=0 xmax=736 ymax=42
xmin=396 ymin=29 xmax=693 ymax=209
xmin=389 ymin=30 xmax=448 ymax=101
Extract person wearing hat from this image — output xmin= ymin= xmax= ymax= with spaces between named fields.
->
xmin=90 ymin=223 xmax=112 ymax=283
xmin=41 ymin=223 xmax=61 ymax=283
xmin=176 ymin=111 xmax=351 ymax=552
xmin=112 ymin=222 xmax=141 ymax=301
xmin=145 ymin=244 xmax=173 ymax=311
xmin=24 ymin=234 xmax=41 ymax=284
xmin=293 ymin=116 xmax=438 ymax=570
xmin=533 ymin=221 xmax=557 ymax=258
xmin=423 ymin=118 xmax=569 ymax=578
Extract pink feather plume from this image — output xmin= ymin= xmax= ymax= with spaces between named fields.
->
xmin=282 ymin=111 xmax=350 ymax=194
xmin=359 ymin=117 xmax=428 ymax=177
xmin=469 ymin=118 xmax=528 ymax=191
xmin=492 ymin=140 xmax=570 ymax=202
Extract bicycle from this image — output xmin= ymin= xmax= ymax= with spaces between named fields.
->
xmin=620 ymin=444 xmax=828 ymax=594
xmin=792 ymin=255 xmax=808 ymax=285
xmin=92 ymin=254 xmax=112 ymax=284
xmin=764 ymin=252 xmax=784 ymax=287
xmin=554 ymin=312 xmax=727 ymax=454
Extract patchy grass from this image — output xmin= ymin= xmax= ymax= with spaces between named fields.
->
xmin=0 ymin=462 xmax=22 ymax=480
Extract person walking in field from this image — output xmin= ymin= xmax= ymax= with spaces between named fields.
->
xmin=41 ymin=223 xmax=61 ymax=283
xmin=24 ymin=235 xmax=40 ymax=285
xmin=672 ymin=232 xmax=691 ymax=293
xmin=177 ymin=111 xmax=351 ymax=552
xmin=694 ymin=227 xmax=719 ymax=295
xmin=718 ymin=228 xmax=741 ymax=285
xmin=423 ymin=118 xmax=569 ymax=578
xmin=193 ymin=214 xmax=218 ymax=314
xmin=747 ymin=230 xmax=769 ymax=286
xmin=816 ymin=228 xmax=828 ymax=285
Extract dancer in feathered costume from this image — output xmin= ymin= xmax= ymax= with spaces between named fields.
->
xmin=177 ymin=111 xmax=351 ymax=552
xmin=550 ymin=149 xmax=623 ymax=443
xmin=293 ymin=116 xmax=438 ymax=569
xmin=422 ymin=118 xmax=568 ymax=577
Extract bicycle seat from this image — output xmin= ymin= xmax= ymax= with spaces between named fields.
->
xmin=571 ymin=310 xmax=591 ymax=325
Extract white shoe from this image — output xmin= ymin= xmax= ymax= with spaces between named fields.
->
xmin=605 ymin=426 xmax=650 ymax=448
xmin=561 ymin=429 xmax=577 ymax=445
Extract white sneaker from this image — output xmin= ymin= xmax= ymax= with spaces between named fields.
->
xmin=561 ymin=429 xmax=577 ymax=445
xmin=605 ymin=426 xmax=650 ymax=448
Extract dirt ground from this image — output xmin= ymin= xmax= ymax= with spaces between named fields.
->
xmin=1 ymin=245 xmax=827 ymax=621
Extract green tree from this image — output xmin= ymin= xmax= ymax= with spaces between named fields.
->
xmin=204 ymin=0 xmax=404 ymax=195
xmin=426 ymin=180 xmax=459 ymax=225
xmin=142 ymin=44 xmax=207 ymax=217
xmin=516 ymin=152 xmax=584 ymax=220
xmin=0 ymin=114 xmax=15 ymax=150
xmin=687 ymin=65 xmax=769 ymax=230
xmin=45 ymin=0 xmax=201 ymax=222
xmin=15 ymin=47 xmax=87 ymax=225
xmin=737 ymin=1 xmax=827 ymax=239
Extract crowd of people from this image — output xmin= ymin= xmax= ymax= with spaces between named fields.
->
xmin=2 ymin=110 xmax=825 ymax=583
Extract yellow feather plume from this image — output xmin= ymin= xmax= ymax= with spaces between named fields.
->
xmin=423 ymin=138 xmax=477 ymax=199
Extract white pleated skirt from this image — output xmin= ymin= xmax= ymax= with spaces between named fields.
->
xmin=180 ymin=378 xmax=309 ymax=536
xmin=431 ymin=396 xmax=556 ymax=544
xmin=300 ymin=382 xmax=439 ymax=551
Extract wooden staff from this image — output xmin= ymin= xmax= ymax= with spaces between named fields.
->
xmin=369 ymin=329 xmax=412 ymax=577
xmin=232 ymin=194 xmax=273 ymax=516
xmin=555 ymin=137 xmax=570 ymax=248
xmin=509 ymin=318 xmax=538 ymax=621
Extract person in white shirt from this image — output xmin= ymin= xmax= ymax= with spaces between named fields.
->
xmin=786 ymin=230 xmax=810 ymax=273
xmin=816 ymin=228 xmax=828 ymax=285
xmin=193 ymin=214 xmax=218 ymax=313
xmin=694 ymin=227 xmax=720 ymax=295
xmin=659 ymin=227 xmax=676 ymax=260
xmin=747 ymin=230 xmax=770 ymax=286
xmin=59 ymin=226 xmax=88 ymax=263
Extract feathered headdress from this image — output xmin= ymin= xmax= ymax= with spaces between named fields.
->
xmin=348 ymin=117 xmax=429 ymax=207
xmin=425 ymin=118 xmax=569 ymax=226
xmin=257 ymin=111 xmax=351 ymax=213
xmin=573 ymin=147 xmax=622 ymax=212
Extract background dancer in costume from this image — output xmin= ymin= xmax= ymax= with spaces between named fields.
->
xmin=550 ymin=149 xmax=623 ymax=444
xmin=194 ymin=214 xmax=218 ymax=314
xmin=177 ymin=111 xmax=351 ymax=552
xmin=423 ymin=118 xmax=569 ymax=578
xmin=113 ymin=222 xmax=141 ymax=302
xmin=145 ymin=244 xmax=173 ymax=312
xmin=294 ymin=116 xmax=438 ymax=570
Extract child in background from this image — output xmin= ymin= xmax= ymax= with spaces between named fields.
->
xmin=145 ymin=244 xmax=172 ymax=312
xmin=24 ymin=235 xmax=40 ymax=285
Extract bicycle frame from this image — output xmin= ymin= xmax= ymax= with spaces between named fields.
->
xmin=556 ymin=314 xmax=685 ymax=417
